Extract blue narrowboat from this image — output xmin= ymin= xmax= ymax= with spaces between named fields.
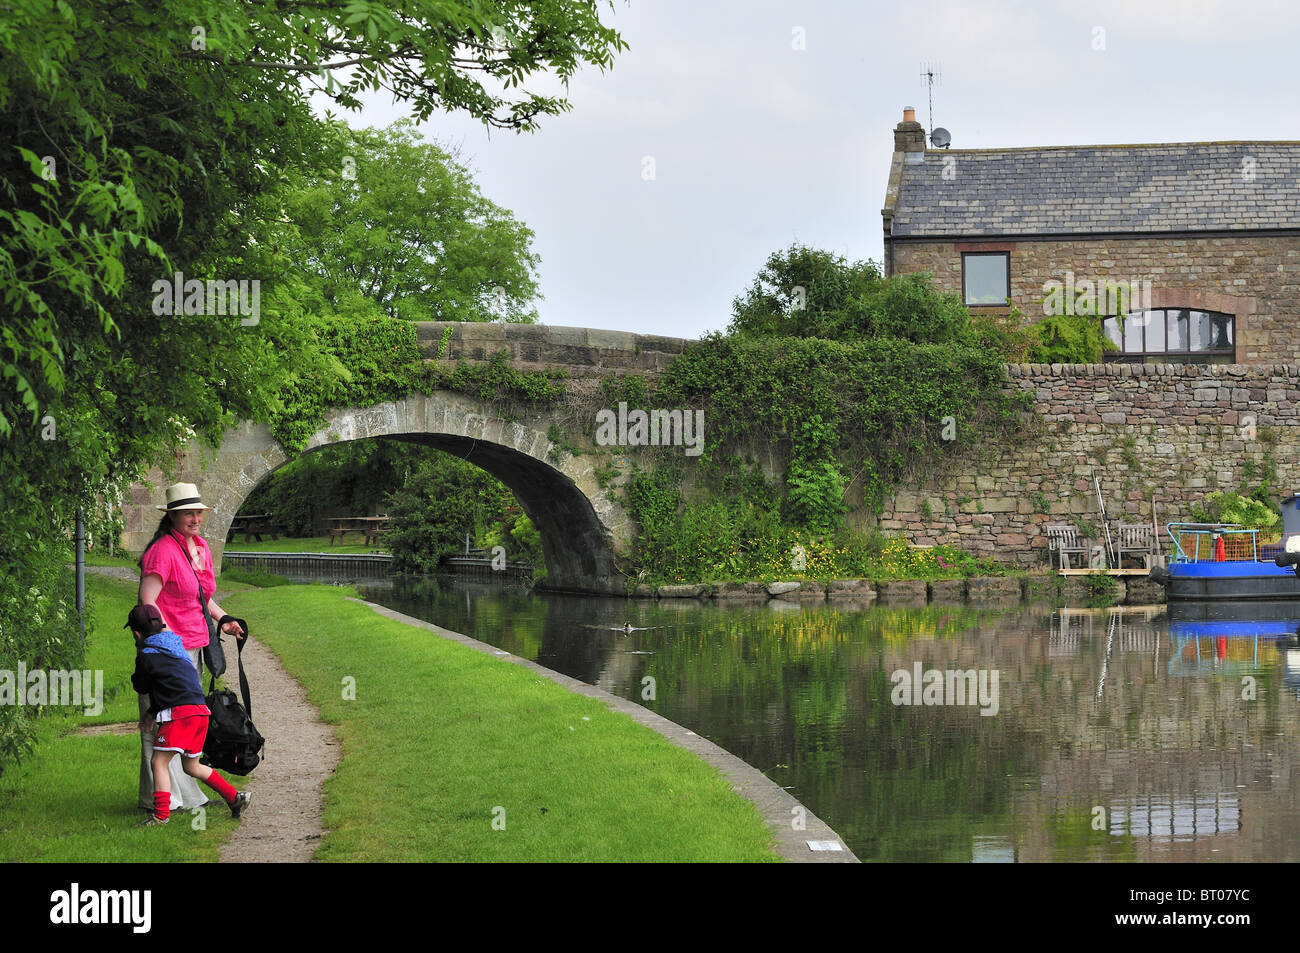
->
xmin=1150 ymin=519 xmax=1300 ymax=601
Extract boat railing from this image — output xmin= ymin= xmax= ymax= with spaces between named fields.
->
xmin=1166 ymin=522 xmax=1265 ymax=563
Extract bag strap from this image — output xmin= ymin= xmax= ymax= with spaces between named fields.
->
xmin=206 ymin=617 xmax=251 ymax=713
xmin=173 ymin=533 xmax=216 ymax=637
xmin=232 ymin=623 xmax=253 ymax=718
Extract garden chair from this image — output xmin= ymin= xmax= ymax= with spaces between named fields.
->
xmin=1044 ymin=524 xmax=1088 ymax=570
xmin=1112 ymin=523 xmax=1157 ymax=569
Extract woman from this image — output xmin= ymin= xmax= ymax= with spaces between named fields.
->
xmin=136 ymin=482 xmax=246 ymax=816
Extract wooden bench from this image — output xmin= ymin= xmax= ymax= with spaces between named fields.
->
xmin=1044 ymin=524 xmax=1089 ymax=570
xmin=328 ymin=516 xmax=390 ymax=547
xmin=226 ymin=514 xmax=277 ymax=543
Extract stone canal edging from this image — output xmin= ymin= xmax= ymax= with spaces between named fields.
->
xmin=350 ymin=598 xmax=860 ymax=864
xmin=636 ymin=574 xmax=1166 ymax=606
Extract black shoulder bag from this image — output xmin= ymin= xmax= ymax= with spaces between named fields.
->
xmin=173 ymin=533 xmax=226 ymax=679
xmin=202 ymin=622 xmax=265 ymax=776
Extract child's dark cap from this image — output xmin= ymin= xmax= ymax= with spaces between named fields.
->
xmin=124 ymin=604 xmax=165 ymax=635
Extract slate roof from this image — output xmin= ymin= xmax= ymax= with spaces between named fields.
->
xmin=889 ymin=142 xmax=1300 ymax=237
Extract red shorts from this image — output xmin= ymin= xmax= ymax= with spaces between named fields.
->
xmin=154 ymin=713 xmax=209 ymax=759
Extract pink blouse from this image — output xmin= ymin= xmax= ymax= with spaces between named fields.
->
xmin=141 ymin=533 xmax=215 ymax=650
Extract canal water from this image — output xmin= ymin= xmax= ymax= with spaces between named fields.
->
xmin=349 ymin=575 xmax=1300 ymax=862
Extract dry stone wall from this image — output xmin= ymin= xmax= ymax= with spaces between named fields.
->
xmin=880 ymin=362 xmax=1300 ymax=566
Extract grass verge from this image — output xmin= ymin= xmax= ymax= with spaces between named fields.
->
xmin=220 ymin=584 xmax=780 ymax=862
xmin=0 ymin=575 xmax=243 ymax=861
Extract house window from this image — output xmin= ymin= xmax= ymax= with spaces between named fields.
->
xmin=962 ymin=253 xmax=1010 ymax=306
xmin=1102 ymin=309 xmax=1234 ymax=362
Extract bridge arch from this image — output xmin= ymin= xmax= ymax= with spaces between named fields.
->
xmin=141 ymin=392 xmax=631 ymax=594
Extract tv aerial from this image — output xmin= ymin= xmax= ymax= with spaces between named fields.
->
xmin=919 ymin=62 xmax=951 ymax=148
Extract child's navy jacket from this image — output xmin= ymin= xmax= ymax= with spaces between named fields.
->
xmin=132 ymin=631 xmax=207 ymax=714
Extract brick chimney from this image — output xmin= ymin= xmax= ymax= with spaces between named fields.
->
xmin=894 ymin=106 xmax=926 ymax=157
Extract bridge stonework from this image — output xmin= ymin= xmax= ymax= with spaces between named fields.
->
xmin=117 ymin=323 xmax=1300 ymax=587
xmin=120 ymin=323 xmax=693 ymax=595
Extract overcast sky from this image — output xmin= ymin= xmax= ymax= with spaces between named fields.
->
xmin=327 ymin=0 xmax=1299 ymax=340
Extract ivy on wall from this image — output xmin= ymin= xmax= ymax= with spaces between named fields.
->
xmin=655 ymin=333 xmax=1033 ymax=517
xmin=266 ymin=317 xmax=567 ymax=453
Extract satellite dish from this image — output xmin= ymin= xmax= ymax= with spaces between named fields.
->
xmin=930 ymin=127 xmax=952 ymax=149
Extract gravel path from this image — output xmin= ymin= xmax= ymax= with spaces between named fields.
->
xmin=215 ymin=631 xmax=340 ymax=863
xmin=84 ymin=566 xmax=340 ymax=863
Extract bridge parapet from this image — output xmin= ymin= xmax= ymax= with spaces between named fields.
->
xmin=417 ymin=322 xmax=692 ymax=379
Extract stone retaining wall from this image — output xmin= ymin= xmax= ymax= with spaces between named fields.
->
xmin=879 ymin=362 xmax=1300 ymax=567
xmin=634 ymin=575 xmax=1166 ymax=607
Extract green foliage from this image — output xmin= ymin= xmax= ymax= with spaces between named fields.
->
xmin=508 ymin=513 xmax=545 ymax=577
xmin=253 ymin=119 xmax=541 ymax=323
xmin=728 ymin=244 xmax=880 ymax=338
xmin=0 ymin=0 xmax=625 ymax=764
xmin=728 ymin=245 xmax=981 ymax=348
xmin=218 ymin=568 xmax=292 ymax=588
xmin=1083 ymin=573 xmax=1118 ymax=605
xmin=1188 ymin=492 xmax=1280 ymax=532
xmin=386 ymin=454 xmax=518 ymax=573
xmin=624 ymin=487 xmax=1002 ymax=585
xmin=439 ymin=350 xmax=566 ymax=405
xmin=270 ymin=314 xmax=435 ymax=453
xmin=786 ymin=414 xmax=848 ymax=530
xmin=850 ymin=272 xmax=975 ymax=345
xmin=599 ymin=374 xmax=650 ymax=408
xmin=243 ymin=440 xmax=430 ymax=536
xmin=433 ymin=326 xmax=455 ymax=360
xmin=968 ymin=307 xmax=1035 ymax=362
xmin=1024 ymin=313 xmax=1117 ymax=363
xmin=657 ymin=333 xmax=1029 ymax=517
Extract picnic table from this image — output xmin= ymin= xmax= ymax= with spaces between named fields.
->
xmin=327 ymin=516 xmax=390 ymax=547
xmin=226 ymin=513 xmax=278 ymax=543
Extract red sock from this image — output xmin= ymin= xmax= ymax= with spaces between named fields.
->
xmin=153 ymin=791 xmax=170 ymax=821
xmin=202 ymin=770 xmax=237 ymax=804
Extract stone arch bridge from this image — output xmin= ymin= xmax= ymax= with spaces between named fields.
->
xmin=120 ymin=323 xmax=698 ymax=595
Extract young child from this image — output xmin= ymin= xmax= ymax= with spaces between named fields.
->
xmin=128 ymin=603 xmax=251 ymax=825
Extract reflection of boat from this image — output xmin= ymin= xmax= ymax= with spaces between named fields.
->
xmin=1166 ymin=599 xmax=1300 ymax=638
xmin=1150 ymin=522 xmax=1300 ymax=600
xmin=1166 ymin=599 xmax=1299 ymax=675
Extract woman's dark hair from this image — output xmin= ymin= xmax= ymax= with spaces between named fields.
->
xmin=137 ymin=513 xmax=178 ymax=570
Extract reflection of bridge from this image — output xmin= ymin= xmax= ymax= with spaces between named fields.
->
xmin=120 ymin=323 xmax=693 ymax=594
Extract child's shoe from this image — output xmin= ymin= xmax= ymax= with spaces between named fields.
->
xmin=230 ymin=791 xmax=251 ymax=819
xmin=138 ymin=814 xmax=169 ymax=827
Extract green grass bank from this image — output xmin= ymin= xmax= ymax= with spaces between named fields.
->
xmin=0 ymin=573 xmax=779 ymax=862
xmin=0 ymin=574 xmax=241 ymax=861
xmin=220 ymin=584 xmax=779 ymax=862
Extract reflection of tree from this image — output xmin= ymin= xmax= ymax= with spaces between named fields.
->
xmin=1209 ymin=313 xmax=1232 ymax=349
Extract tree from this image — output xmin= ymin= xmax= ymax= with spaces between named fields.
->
xmin=256 ymin=119 xmax=540 ymax=323
xmin=0 ymin=0 xmax=626 ymax=768
xmin=729 ymin=244 xmax=880 ymax=338
xmin=728 ymin=243 xmax=977 ymax=347
xmin=386 ymin=454 xmax=516 ymax=573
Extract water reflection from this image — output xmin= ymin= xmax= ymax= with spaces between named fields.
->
xmin=356 ymin=576 xmax=1300 ymax=863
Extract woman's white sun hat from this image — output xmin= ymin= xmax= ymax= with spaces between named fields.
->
xmin=156 ymin=482 xmax=213 ymax=512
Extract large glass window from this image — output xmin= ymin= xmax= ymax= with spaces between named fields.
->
xmin=1103 ymin=309 xmax=1234 ymax=362
xmin=962 ymin=253 xmax=1009 ymax=306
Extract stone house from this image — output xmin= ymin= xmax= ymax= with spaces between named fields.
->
xmin=881 ymin=107 xmax=1300 ymax=364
